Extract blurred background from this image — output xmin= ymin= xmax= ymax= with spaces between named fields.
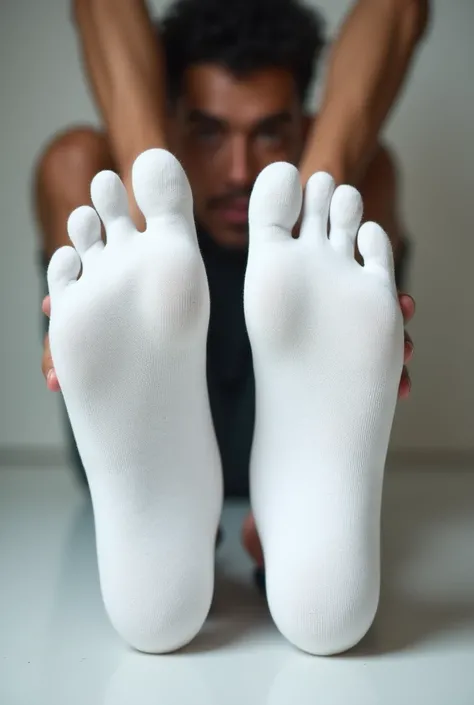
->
xmin=0 ymin=0 xmax=473 ymax=468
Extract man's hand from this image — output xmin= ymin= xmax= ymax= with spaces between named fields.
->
xmin=41 ymin=295 xmax=61 ymax=392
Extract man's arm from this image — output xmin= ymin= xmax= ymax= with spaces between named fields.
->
xmin=73 ymin=0 xmax=168 ymax=222
xmin=300 ymin=0 xmax=430 ymax=186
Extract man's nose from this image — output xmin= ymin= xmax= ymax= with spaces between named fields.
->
xmin=226 ymin=136 xmax=255 ymax=188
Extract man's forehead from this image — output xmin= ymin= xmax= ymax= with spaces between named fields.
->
xmin=179 ymin=64 xmax=300 ymax=121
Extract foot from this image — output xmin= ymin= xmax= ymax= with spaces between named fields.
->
xmin=47 ymin=149 xmax=223 ymax=653
xmin=244 ymin=164 xmax=404 ymax=655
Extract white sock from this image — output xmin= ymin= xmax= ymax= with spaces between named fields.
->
xmin=48 ymin=149 xmax=223 ymax=653
xmin=244 ymin=163 xmax=404 ymax=656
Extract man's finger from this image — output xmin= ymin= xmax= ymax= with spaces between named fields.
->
xmin=399 ymin=293 xmax=415 ymax=323
xmin=42 ymin=295 xmax=51 ymax=318
xmin=46 ymin=370 xmax=61 ymax=392
xmin=42 ymin=334 xmax=60 ymax=392
xmin=404 ymin=332 xmax=414 ymax=363
xmin=398 ymin=367 xmax=411 ymax=399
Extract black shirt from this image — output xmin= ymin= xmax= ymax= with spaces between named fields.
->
xmin=198 ymin=227 xmax=255 ymax=498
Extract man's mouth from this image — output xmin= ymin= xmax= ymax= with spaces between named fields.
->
xmin=217 ymin=198 xmax=250 ymax=225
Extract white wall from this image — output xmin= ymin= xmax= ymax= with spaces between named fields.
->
xmin=0 ymin=0 xmax=473 ymax=457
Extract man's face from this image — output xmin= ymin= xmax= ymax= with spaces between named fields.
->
xmin=169 ymin=65 xmax=306 ymax=249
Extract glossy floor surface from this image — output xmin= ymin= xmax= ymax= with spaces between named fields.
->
xmin=1 ymin=466 xmax=474 ymax=704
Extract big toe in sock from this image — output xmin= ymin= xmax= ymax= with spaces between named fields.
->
xmin=245 ymin=163 xmax=404 ymax=655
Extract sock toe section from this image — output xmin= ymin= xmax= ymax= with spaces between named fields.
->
xmin=67 ymin=205 xmax=104 ymax=260
xmin=47 ymin=246 xmax=81 ymax=298
xmin=329 ymin=185 xmax=363 ymax=257
xmin=249 ymin=162 xmax=302 ymax=240
xmin=358 ymin=221 xmax=395 ymax=280
xmin=301 ymin=171 xmax=335 ymax=243
xmin=132 ymin=149 xmax=194 ymax=223
xmin=91 ymin=171 xmax=131 ymax=228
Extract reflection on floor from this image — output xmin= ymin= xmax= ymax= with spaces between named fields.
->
xmin=1 ymin=466 xmax=474 ymax=704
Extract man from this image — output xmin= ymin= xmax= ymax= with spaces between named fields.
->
xmin=36 ymin=0 xmax=426 ymax=569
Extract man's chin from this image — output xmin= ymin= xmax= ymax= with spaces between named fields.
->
xmin=221 ymin=225 xmax=249 ymax=250
xmin=206 ymin=221 xmax=249 ymax=250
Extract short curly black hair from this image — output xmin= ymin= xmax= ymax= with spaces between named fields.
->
xmin=160 ymin=0 xmax=325 ymax=105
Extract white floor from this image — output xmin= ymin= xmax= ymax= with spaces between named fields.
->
xmin=1 ymin=466 xmax=474 ymax=704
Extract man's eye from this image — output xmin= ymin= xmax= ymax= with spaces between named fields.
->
xmin=195 ymin=125 xmax=222 ymax=141
xmin=258 ymin=129 xmax=284 ymax=146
